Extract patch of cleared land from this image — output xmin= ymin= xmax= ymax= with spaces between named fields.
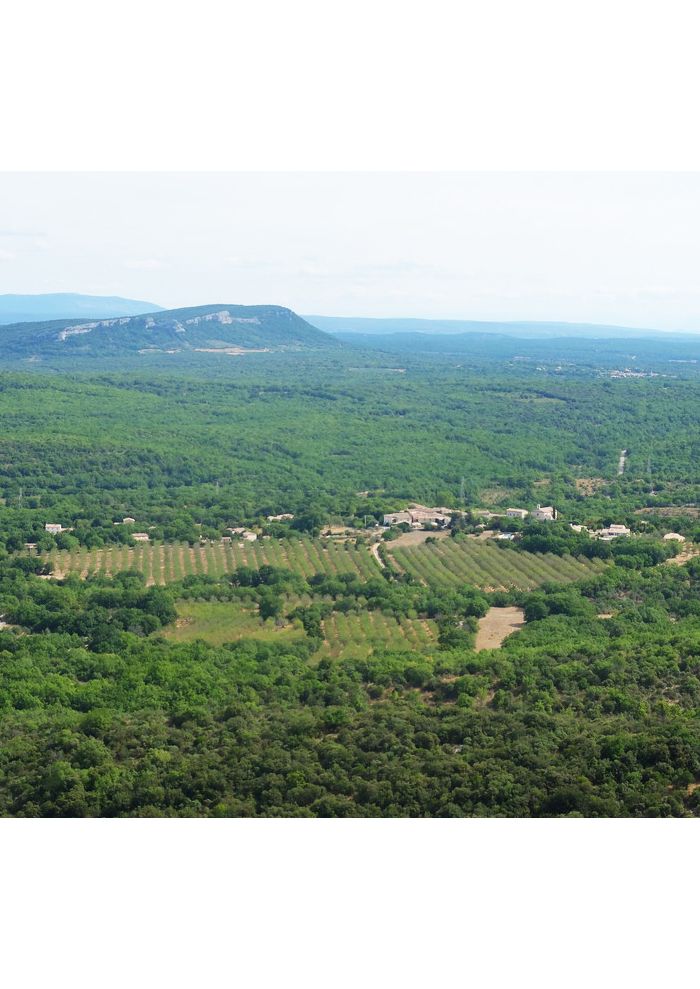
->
xmin=665 ymin=546 xmax=700 ymax=566
xmin=475 ymin=607 xmax=525 ymax=651
xmin=389 ymin=529 xmax=451 ymax=547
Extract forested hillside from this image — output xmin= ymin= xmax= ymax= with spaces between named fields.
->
xmin=0 ymin=304 xmax=337 ymax=360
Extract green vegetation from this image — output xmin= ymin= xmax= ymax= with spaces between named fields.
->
xmin=159 ymin=598 xmax=438 ymax=660
xmin=2 ymin=554 xmax=700 ymax=817
xmin=0 ymin=304 xmax=335 ymax=359
xmin=43 ymin=537 xmax=382 ymax=584
xmin=2 ymin=343 xmax=700 ymax=817
xmin=159 ymin=599 xmax=306 ymax=647
xmin=1 ymin=359 xmax=700 ymax=556
xmin=389 ymin=538 xmax=607 ymax=589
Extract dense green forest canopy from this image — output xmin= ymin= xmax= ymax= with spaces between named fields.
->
xmin=1 ymin=553 xmax=700 ymax=817
xmin=1 ymin=354 xmax=700 ymax=551
xmin=1 ymin=344 xmax=700 ymax=817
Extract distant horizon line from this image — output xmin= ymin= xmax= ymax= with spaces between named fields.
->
xmin=1 ymin=292 xmax=699 ymax=336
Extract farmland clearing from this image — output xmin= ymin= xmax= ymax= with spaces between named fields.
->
xmin=475 ymin=607 xmax=525 ymax=651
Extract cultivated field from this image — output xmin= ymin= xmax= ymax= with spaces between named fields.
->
xmin=41 ymin=534 xmax=607 ymax=593
xmin=42 ymin=536 xmax=382 ymax=585
xmin=388 ymin=539 xmax=607 ymax=590
xmin=158 ymin=598 xmax=438 ymax=660
xmin=158 ymin=599 xmax=306 ymax=647
xmin=316 ymin=611 xmax=438 ymax=660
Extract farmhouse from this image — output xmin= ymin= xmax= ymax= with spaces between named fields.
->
xmin=44 ymin=523 xmax=65 ymax=535
xmin=596 ymin=524 xmax=631 ymax=540
xmin=383 ymin=511 xmax=412 ymax=526
xmin=506 ymin=508 xmax=529 ymax=519
xmin=267 ymin=513 xmax=294 ymax=522
xmin=531 ymin=505 xmax=557 ymax=521
xmin=132 ymin=532 xmax=150 ymax=542
xmin=410 ymin=508 xmax=452 ymax=527
xmin=228 ymin=527 xmax=258 ymax=541
xmin=384 ymin=508 xmax=452 ymax=528
xmin=663 ymin=532 xmax=685 ymax=542
xmin=123 ymin=516 xmax=136 ymax=524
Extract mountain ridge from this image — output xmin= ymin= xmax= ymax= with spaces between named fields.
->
xmin=0 ymin=303 xmax=340 ymax=360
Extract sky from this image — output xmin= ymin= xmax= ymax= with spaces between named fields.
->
xmin=1 ymin=172 xmax=700 ymax=330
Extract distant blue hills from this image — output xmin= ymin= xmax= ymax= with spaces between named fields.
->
xmin=305 ymin=314 xmax=698 ymax=340
xmin=0 ymin=293 xmax=164 ymax=325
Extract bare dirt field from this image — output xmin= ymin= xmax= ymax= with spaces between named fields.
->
xmin=475 ymin=606 xmax=525 ymax=651
xmin=390 ymin=529 xmax=452 ymax=548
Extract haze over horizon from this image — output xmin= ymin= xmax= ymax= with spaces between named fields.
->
xmin=3 ymin=173 xmax=700 ymax=332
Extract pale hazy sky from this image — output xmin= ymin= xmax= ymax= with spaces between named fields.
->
xmin=2 ymin=172 xmax=700 ymax=330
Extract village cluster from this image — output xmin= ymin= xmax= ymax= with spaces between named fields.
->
xmin=32 ymin=502 xmax=688 ymax=552
xmin=381 ymin=503 xmax=687 ymax=545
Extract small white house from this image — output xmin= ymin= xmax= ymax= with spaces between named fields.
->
xmin=132 ymin=532 xmax=150 ymax=542
xmin=123 ymin=516 xmax=136 ymax=524
xmin=531 ymin=505 xmax=557 ymax=522
xmin=44 ymin=523 xmax=64 ymax=535
xmin=597 ymin=524 xmax=631 ymax=540
xmin=506 ymin=508 xmax=529 ymax=520
xmin=267 ymin=513 xmax=294 ymax=522
xmin=663 ymin=532 xmax=685 ymax=542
